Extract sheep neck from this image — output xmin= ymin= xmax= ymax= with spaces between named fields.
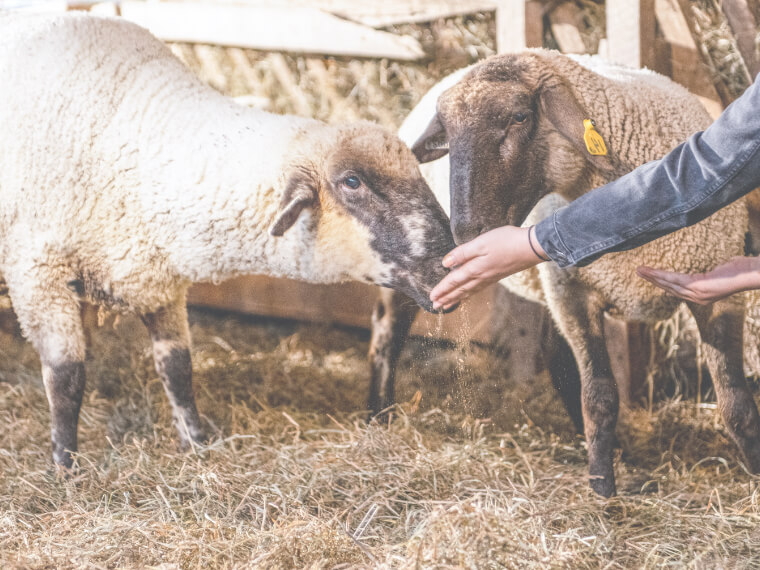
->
xmin=138 ymin=98 xmax=332 ymax=285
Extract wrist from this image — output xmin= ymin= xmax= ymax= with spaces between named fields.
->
xmin=527 ymin=225 xmax=549 ymax=262
xmin=748 ymin=256 xmax=760 ymax=288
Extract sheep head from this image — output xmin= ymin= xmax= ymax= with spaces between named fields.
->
xmin=270 ymin=123 xmax=457 ymax=313
xmin=411 ymin=52 xmax=616 ymax=245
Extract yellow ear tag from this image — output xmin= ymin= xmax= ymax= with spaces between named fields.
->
xmin=583 ymin=119 xmax=607 ymax=156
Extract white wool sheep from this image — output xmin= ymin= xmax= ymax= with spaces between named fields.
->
xmin=0 ymin=12 xmax=455 ymax=468
xmin=370 ymin=51 xmax=760 ymax=497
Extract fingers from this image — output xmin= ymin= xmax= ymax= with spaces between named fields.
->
xmin=431 ymin=273 xmax=487 ymax=309
xmin=636 ymin=266 xmax=693 ymax=287
xmin=636 ymin=266 xmax=710 ymax=304
xmin=430 ymin=263 xmax=486 ymax=309
xmin=442 ymin=240 xmax=484 ymax=269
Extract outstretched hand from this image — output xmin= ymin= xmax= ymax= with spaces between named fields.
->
xmin=430 ymin=225 xmax=546 ymax=310
xmin=637 ymin=256 xmax=760 ymax=305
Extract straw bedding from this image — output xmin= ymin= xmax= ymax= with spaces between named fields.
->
xmin=0 ymin=309 xmax=759 ymax=568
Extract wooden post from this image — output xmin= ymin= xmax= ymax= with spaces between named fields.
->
xmin=653 ymin=0 xmax=724 ymax=118
xmin=606 ymin=0 xmax=657 ymax=69
xmin=604 ymin=316 xmax=649 ymax=409
xmin=720 ymin=0 xmax=759 ymax=79
xmin=549 ymin=2 xmax=588 ymax=54
xmin=495 ymin=0 xmax=543 ymax=54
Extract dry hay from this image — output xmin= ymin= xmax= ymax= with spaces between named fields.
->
xmin=1 ymin=309 xmax=760 ymax=568
xmin=684 ymin=0 xmax=754 ymax=101
xmin=167 ymin=12 xmax=496 ymax=130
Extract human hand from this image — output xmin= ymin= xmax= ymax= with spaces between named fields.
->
xmin=636 ymin=256 xmax=760 ymax=305
xmin=430 ymin=225 xmax=546 ymax=310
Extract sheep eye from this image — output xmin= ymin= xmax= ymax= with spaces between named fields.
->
xmin=513 ymin=112 xmax=528 ymax=124
xmin=343 ymin=175 xmax=362 ymax=189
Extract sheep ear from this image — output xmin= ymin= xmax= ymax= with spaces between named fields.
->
xmin=269 ymin=171 xmax=318 ymax=237
xmin=540 ymin=81 xmax=616 ymax=173
xmin=411 ymin=113 xmax=449 ymax=164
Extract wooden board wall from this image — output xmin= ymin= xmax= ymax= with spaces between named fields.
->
xmin=188 ymin=277 xmax=505 ymax=344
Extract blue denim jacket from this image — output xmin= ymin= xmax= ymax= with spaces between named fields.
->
xmin=534 ymin=73 xmax=760 ymax=268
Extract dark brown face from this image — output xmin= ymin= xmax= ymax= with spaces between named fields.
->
xmin=270 ymin=124 xmax=457 ymax=312
xmin=328 ymin=126 xmax=457 ymax=312
xmin=411 ymin=54 xmax=616 ymax=245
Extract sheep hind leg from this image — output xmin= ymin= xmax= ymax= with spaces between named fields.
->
xmin=547 ymin=290 xmax=618 ymax=497
xmin=543 ymin=318 xmax=584 ymax=435
xmin=688 ymin=299 xmax=760 ymax=472
xmin=5 ymin=271 xmax=87 ymax=470
xmin=140 ymin=295 xmax=206 ymax=447
xmin=367 ymin=287 xmax=419 ymax=418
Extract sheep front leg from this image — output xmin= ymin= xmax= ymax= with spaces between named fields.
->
xmin=140 ymin=297 xmax=206 ymax=447
xmin=44 ymin=360 xmax=86 ymax=469
xmin=5 ymin=271 xmax=87 ymax=469
xmin=368 ymin=287 xmax=419 ymax=417
xmin=544 ymin=282 xmax=619 ymax=496
xmin=689 ymin=299 xmax=760 ymax=472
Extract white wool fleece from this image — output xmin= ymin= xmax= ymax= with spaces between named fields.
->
xmin=0 ymin=12 xmax=392 ymax=327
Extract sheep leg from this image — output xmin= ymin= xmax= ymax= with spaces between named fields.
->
xmin=368 ymin=287 xmax=419 ymax=417
xmin=542 ymin=318 xmax=584 ymax=435
xmin=5 ymin=272 xmax=87 ymax=469
xmin=545 ymin=285 xmax=618 ymax=497
xmin=688 ymin=299 xmax=760 ymax=472
xmin=141 ymin=296 xmax=206 ymax=447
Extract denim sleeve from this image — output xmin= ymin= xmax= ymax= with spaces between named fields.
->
xmin=534 ymin=73 xmax=760 ymax=268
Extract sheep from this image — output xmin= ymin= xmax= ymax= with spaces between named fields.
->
xmin=369 ymin=64 xmax=582 ymax=431
xmin=0 ymin=12 xmax=456 ymax=469
xmin=370 ymin=50 xmax=760 ymax=497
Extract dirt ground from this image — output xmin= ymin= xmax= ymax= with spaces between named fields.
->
xmin=0 ymin=308 xmax=759 ymax=568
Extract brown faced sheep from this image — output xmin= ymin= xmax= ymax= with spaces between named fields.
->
xmin=371 ymin=51 xmax=760 ymax=497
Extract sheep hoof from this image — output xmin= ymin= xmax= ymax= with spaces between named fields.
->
xmin=589 ymin=474 xmax=616 ymax=498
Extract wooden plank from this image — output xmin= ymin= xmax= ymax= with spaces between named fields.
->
xmin=187 ymin=276 xmax=502 ymax=344
xmin=1 ymin=0 xmax=68 ymax=11
xmin=720 ymin=0 xmax=759 ymax=79
xmin=606 ymin=0 xmax=657 ymax=69
xmin=312 ymin=0 xmax=499 ymax=28
xmin=495 ymin=0 xmax=543 ymax=54
xmin=655 ymin=0 xmax=724 ymax=118
xmin=604 ymin=315 xmax=650 ymax=409
xmin=117 ymin=1 xmax=425 ymax=61
xmin=549 ymin=2 xmax=587 ymax=54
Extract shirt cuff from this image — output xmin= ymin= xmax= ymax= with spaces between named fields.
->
xmin=533 ymin=212 xmax=573 ymax=267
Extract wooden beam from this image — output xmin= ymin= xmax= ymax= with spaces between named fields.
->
xmin=495 ymin=0 xmax=543 ymax=54
xmin=604 ymin=315 xmax=650 ymax=409
xmin=117 ymin=1 xmax=425 ymax=61
xmin=187 ymin=276 xmax=505 ymax=345
xmin=606 ymin=0 xmax=657 ymax=69
xmin=720 ymin=0 xmax=759 ymax=79
xmin=549 ymin=2 xmax=587 ymax=54
xmin=654 ymin=0 xmax=724 ymax=118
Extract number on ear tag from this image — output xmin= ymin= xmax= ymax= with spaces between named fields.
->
xmin=583 ymin=119 xmax=608 ymax=156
